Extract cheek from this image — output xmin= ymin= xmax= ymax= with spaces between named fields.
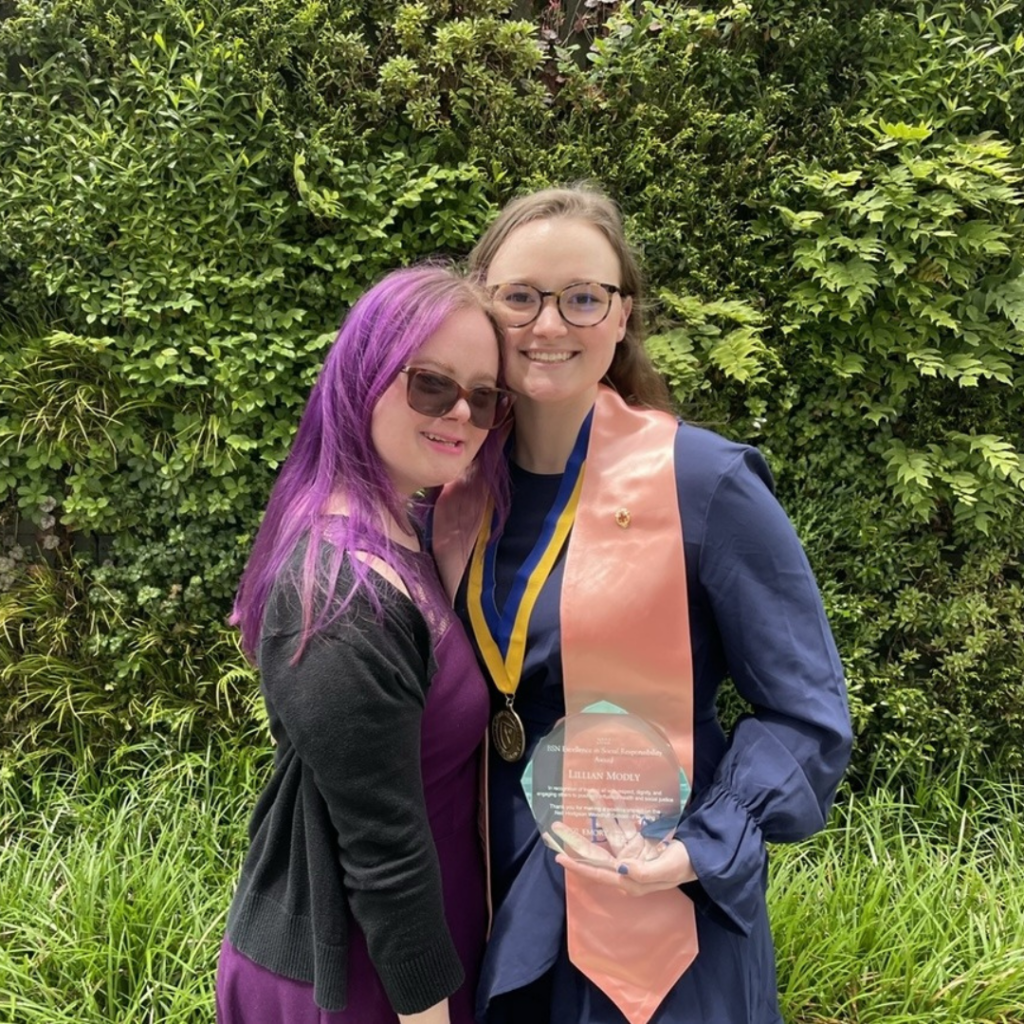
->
xmin=501 ymin=328 xmax=528 ymax=378
xmin=615 ymin=306 xmax=630 ymax=343
xmin=370 ymin=382 xmax=408 ymax=449
xmin=500 ymin=327 xmax=519 ymax=362
xmin=463 ymin=428 xmax=489 ymax=462
xmin=369 ymin=407 xmax=384 ymax=456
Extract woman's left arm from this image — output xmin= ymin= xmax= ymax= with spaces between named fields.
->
xmin=559 ymin=446 xmax=853 ymax=923
xmin=671 ymin=446 xmax=853 ymax=933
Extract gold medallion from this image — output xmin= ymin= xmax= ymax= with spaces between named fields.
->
xmin=492 ymin=705 xmax=526 ymax=762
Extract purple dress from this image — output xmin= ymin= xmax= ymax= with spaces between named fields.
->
xmin=217 ymin=550 xmax=490 ymax=1024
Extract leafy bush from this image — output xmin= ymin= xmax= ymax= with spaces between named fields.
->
xmin=790 ymin=489 xmax=1024 ymax=772
xmin=0 ymin=0 xmax=549 ymax=760
xmin=1 ymin=0 xmax=1022 ymax=777
xmin=776 ymin=121 xmax=1024 ymax=534
xmin=0 ymin=552 xmax=261 ymax=766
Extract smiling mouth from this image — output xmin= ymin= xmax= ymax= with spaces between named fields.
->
xmin=524 ymin=351 xmax=576 ymax=363
xmin=423 ymin=432 xmax=463 ymax=448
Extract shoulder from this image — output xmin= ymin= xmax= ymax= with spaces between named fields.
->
xmin=612 ymin=404 xmax=772 ymax=494
xmin=672 ymin=423 xmax=785 ymax=562
xmin=673 ymin=421 xmax=774 ymax=496
xmin=353 ymin=552 xmax=411 ymax=597
xmin=259 ymin=562 xmax=435 ymax=708
xmin=263 ymin=541 xmax=428 ymax=653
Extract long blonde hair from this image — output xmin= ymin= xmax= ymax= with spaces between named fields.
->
xmin=469 ymin=184 xmax=672 ymax=411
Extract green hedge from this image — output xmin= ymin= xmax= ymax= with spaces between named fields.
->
xmin=2 ymin=0 xmax=1022 ymax=776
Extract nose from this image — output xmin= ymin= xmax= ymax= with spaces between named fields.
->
xmin=442 ymin=396 xmax=473 ymax=424
xmin=532 ymin=295 xmax=568 ymax=337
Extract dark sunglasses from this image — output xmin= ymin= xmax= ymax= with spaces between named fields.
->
xmin=400 ymin=367 xmax=515 ymax=431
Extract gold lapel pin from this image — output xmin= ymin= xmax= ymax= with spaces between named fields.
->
xmin=614 ymin=508 xmax=631 ymax=528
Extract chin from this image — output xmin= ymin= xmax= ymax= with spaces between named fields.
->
xmin=431 ymin=466 xmax=473 ymax=490
xmin=523 ymin=380 xmax=594 ymax=405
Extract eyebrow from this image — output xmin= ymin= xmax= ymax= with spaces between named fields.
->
xmin=493 ymin=278 xmax=620 ymax=290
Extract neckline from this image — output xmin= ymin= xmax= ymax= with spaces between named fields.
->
xmin=510 ymin=459 xmax=565 ymax=482
xmin=319 ymin=513 xmax=424 ymax=555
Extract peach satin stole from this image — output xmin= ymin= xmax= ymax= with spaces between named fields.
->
xmin=433 ymin=386 xmax=698 ymax=1024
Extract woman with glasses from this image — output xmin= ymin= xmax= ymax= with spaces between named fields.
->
xmin=432 ymin=187 xmax=853 ymax=1024
xmin=217 ymin=266 xmax=514 ymax=1024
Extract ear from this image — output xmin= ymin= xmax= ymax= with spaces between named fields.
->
xmin=616 ymin=295 xmax=633 ymax=343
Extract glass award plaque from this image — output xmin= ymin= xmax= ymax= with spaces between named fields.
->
xmin=521 ymin=701 xmax=690 ymax=867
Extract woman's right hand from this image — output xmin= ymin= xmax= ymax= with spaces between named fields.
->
xmin=554 ymin=833 xmax=698 ymax=896
xmin=544 ymin=788 xmax=699 ymax=895
xmin=398 ymin=1000 xmax=450 ymax=1024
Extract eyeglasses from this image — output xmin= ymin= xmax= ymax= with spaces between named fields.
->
xmin=400 ymin=367 xmax=515 ymax=431
xmin=490 ymin=282 xmax=625 ymax=328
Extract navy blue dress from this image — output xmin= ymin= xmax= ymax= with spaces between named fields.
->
xmin=454 ymin=422 xmax=853 ymax=1024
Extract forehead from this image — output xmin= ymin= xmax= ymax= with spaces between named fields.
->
xmin=409 ymin=306 xmax=499 ymax=382
xmin=485 ymin=217 xmax=622 ymax=286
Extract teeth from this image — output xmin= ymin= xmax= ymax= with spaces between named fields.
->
xmin=425 ymin=433 xmax=459 ymax=447
xmin=526 ymin=351 xmax=574 ymax=363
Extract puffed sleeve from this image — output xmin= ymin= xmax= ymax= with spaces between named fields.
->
xmin=259 ymin=576 xmax=464 ymax=1013
xmin=674 ymin=445 xmax=853 ymax=936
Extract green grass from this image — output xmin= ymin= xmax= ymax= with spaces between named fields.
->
xmin=0 ymin=741 xmax=269 ymax=1024
xmin=1 ymin=744 xmax=1022 ymax=1023
xmin=772 ymin=774 xmax=1024 ymax=1023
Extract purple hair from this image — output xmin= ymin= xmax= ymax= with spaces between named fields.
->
xmin=231 ymin=265 xmax=509 ymax=661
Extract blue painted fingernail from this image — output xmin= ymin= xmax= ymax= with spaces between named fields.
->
xmin=617 ymin=864 xmax=629 ymax=876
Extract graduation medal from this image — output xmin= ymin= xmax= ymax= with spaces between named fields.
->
xmin=467 ymin=414 xmax=592 ymax=762
xmin=490 ymin=703 xmax=526 ymax=762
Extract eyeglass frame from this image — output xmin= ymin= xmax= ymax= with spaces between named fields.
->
xmin=489 ymin=281 xmax=627 ymax=328
xmin=399 ymin=367 xmax=516 ymax=431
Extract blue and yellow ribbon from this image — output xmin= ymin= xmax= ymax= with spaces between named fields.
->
xmin=467 ymin=412 xmax=592 ymax=696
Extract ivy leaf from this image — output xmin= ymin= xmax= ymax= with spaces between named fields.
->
xmin=706 ymin=326 xmax=772 ymax=385
xmin=880 ymin=120 xmax=934 ymax=141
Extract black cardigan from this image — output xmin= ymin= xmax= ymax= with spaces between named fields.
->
xmin=225 ymin=555 xmax=464 ymax=1013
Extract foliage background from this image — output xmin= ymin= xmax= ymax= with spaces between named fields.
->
xmin=2 ymin=0 xmax=1023 ymax=778
xmin=2 ymin=1 xmax=1024 ymax=1022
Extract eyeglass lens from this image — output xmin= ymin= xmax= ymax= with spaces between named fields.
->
xmin=492 ymin=283 xmax=615 ymax=327
xmin=404 ymin=369 xmax=512 ymax=430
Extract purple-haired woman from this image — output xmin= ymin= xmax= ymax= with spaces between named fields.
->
xmin=216 ymin=266 xmax=514 ymax=1024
